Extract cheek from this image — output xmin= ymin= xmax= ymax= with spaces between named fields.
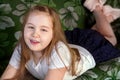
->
xmin=24 ymin=29 xmax=27 ymax=36
xmin=24 ymin=30 xmax=28 ymax=38
xmin=23 ymin=31 xmax=31 ymax=42
xmin=48 ymin=34 xmax=53 ymax=40
xmin=50 ymin=31 xmax=53 ymax=40
xmin=44 ymin=32 xmax=53 ymax=43
xmin=24 ymin=33 xmax=28 ymax=42
xmin=49 ymin=35 xmax=53 ymax=42
xmin=24 ymin=29 xmax=31 ymax=37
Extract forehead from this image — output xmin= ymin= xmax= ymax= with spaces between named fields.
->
xmin=28 ymin=11 xmax=53 ymax=21
xmin=26 ymin=11 xmax=53 ymax=27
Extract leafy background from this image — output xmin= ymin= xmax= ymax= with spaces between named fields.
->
xmin=0 ymin=0 xmax=120 ymax=79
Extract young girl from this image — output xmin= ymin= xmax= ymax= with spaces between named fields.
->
xmin=1 ymin=2 xmax=120 ymax=80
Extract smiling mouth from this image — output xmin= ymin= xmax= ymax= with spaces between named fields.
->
xmin=30 ymin=39 xmax=40 ymax=45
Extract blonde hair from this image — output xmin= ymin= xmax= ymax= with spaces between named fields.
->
xmin=10 ymin=5 xmax=80 ymax=79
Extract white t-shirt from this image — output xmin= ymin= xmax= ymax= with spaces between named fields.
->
xmin=9 ymin=41 xmax=96 ymax=80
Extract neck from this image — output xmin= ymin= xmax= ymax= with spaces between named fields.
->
xmin=32 ymin=51 xmax=42 ymax=65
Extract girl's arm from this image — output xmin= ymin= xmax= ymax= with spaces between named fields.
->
xmin=45 ymin=67 xmax=67 ymax=80
xmin=0 ymin=64 xmax=17 ymax=80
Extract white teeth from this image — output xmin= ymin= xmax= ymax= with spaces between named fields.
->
xmin=31 ymin=39 xmax=40 ymax=43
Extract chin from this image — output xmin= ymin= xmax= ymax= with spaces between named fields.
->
xmin=30 ymin=48 xmax=42 ymax=52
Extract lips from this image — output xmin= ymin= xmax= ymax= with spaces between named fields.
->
xmin=30 ymin=39 xmax=40 ymax=45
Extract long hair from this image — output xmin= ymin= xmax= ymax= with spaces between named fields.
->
xmin=10 ymin=5 xmax=80 ymax=79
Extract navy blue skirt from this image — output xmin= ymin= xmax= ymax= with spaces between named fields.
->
xmin=65 ymin=28 xmax=120 ymax=63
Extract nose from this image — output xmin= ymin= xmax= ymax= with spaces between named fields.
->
xmin=32 ymin=30 xmax=40 ymax=38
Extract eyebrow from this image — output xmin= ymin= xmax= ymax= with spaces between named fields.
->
xmin=26 ymin=23 xmax=51 ymax=29
xmin=26 ymin=23 xmax=35 ymax=26
xmin=41 ymin=25 xmax=50 ymax=29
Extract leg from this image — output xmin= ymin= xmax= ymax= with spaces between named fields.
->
xmin=65 ymin=0 xmax=120 ymax=64
xmin=91 ymin=6 xmax=117 ymax=46
xmin=84 ymin=0 xmax=120 ymax=46
xmin=65 ymin=28 xmax=120 ymax=64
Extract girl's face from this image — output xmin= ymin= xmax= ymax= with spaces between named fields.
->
xmin=24 ymin=12 xmax=53 ymax=53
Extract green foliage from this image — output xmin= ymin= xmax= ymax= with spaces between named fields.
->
xmin=0 ymin=0 xmax=120 ymax=79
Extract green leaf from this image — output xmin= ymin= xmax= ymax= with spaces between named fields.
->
xmin=48 ymin=0 xmax=56 ymax=8
xmin=64 ymin=1 xmax=75 ymax=8
xmin=0 ymin=4 xmax=12 ymax=14
xmin=0 ymin=32 xmax=8 ymax=41
xmin=74 ymin=6 xmax=85 ymax=16
xmin=0 ymin=16 xmax=15 ymax=30
xmin=38 ymin=0 xmax=49 ymax=5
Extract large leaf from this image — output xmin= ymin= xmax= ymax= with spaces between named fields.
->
xmin=0 ymin=4 xmax=12 ymax=14
xmin=0 ymin=16 xmax=15 ymax=30
xmin=64 ymin=1 xmax=75 ymax=8
xmin=48 ymin=0 xmax=56 ymax=8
